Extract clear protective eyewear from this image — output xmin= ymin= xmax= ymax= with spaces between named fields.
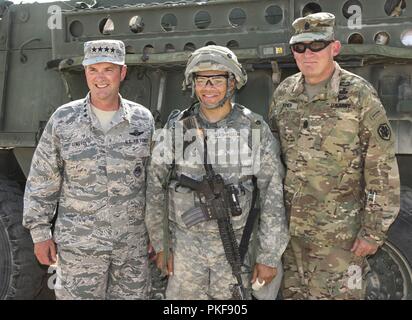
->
xmin=194 ymin=74 xmax=230 ymax=87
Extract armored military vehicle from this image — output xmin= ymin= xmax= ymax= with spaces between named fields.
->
xmin=0 ymin=0 xmax=411 ymax=299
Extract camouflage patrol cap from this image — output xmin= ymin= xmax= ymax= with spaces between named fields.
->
xmin=82 ymin=40 xmax=125 ymax=66
xmin=184 ymin=45 xmax=247 ymax=89
xmin=290 ymin=12 xmax=335 ymax=44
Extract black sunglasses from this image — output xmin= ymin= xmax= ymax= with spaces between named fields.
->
xmin=290 ymin=40 xmax=334 ymax=53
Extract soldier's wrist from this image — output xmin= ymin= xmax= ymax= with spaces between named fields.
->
xmin=30 ymin=227 xmax=52 ymax=244
xmin=256 ymin=256 xmax=281 ymax=269
xmin=357 ymin=229 xmax=385 ymax=247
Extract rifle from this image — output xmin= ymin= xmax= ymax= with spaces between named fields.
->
xmin=178 ymin=115 xmax=246 ymax=299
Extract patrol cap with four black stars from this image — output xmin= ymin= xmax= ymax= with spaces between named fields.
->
xmin=82 ymin=39 xmax=125 ymax=66
xmin=289 ymin=12 xmax=336 ymax=44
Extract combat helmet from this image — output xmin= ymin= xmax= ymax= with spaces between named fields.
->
xmin=183 ymin=45 xmax=247 ymax=108
xmin=184 ymin=45 xmax=247 ymax=90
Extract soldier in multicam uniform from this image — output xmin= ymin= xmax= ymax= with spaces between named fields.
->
xmin=145 ymin=45 xmax=289 ymax=300
xmin=269 ymin=12 xmax=401 ymax=299
xmin=23 ymin=40 xmax=154 ymax=299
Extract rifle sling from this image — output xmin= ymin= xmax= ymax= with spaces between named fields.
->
xmin=239 ymin=176 xmax=259 ymax=263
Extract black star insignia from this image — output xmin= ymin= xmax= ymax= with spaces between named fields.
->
xmin=98 ymin=47 xmax=103 ymax=52
xmin=92 ymin=47 xmax=97 ymax=52
xmin=105 ymin=47 xmax=109 ymax=52
xmin=111 ymin=48 xmax=115 ymax=53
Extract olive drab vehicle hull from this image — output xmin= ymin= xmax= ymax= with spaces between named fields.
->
xmin=0 ymin=0 xmax=411 ymax=299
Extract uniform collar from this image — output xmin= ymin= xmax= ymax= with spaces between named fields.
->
xmin=81 ymin=92 xmax=132 ymax=129
xmin=291 ymin=61 xmax=343 ymax=101
xmin=194 ymin=102 xmax=238 ymax=127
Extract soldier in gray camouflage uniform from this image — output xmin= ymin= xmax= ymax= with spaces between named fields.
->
xmin=23 ymin=40 xmax=154 ymax=299
xmin=145 ymin=45 xmax=289 ymax=300
xmin=269 ymin=12 xmax=400 ymax=299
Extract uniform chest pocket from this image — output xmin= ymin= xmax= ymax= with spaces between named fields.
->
xmin=115 ymin=134 xmax=151 ymax=161
xmin=61 ymin=137 xmax=98 ymax=161
xmin=321 ymin=109 xmax=359 ymax=158
xmin=276 ymin=106 xmax=301 ymax=150
xmin=307 ymin=111 xmax=339 ymax=150
xmin=104 ymin=130 xmax=151 ymax=195
xmin=61 ymin=137 xmax=98 ymax=181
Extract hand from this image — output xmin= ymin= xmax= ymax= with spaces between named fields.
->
xmin=351 ymin=238 xmax=379 ymax=257
xmin=34 ymin=239 xmax=57 ymax=265
xmin=155 ymin=251 xmax=174 ymax=276
xmin=251 ymin=263 xmax=278 ymax=286
xmin=147 ymin=243 xmax=156 ymax=262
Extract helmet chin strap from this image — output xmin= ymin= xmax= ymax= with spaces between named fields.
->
xmin=195 ymin=76 xmax=234 ymax=110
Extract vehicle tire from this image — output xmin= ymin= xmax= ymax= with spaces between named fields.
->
xmin=0 ymin=175 xmax=45 ymax=299
xmin=366 ymin=185 xmax=412 ymax=300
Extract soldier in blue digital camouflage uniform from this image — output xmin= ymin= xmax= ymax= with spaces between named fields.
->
xmin=23 ymin=40 xmax=154 ymax=299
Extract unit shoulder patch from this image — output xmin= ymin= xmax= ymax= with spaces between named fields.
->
xmin=377 ymin=123 xmax=391 ymax=141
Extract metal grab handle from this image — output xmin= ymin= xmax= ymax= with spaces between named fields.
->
xmin=19 ymin=37 xmax=41 ymax=63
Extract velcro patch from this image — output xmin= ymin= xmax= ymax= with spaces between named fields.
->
xmin=377 ymin=123 xmax=391 ymax=141
xmin=331 ymin=103 xmax=351 ymax=109
xmin=369 ymin=109 xmax=383 ymax=121
xmin=133 ymin=165 xmax=142 ymax=177
xmin=282 ymin=102 xmax=298 ymax=110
